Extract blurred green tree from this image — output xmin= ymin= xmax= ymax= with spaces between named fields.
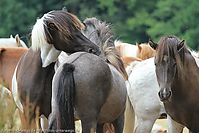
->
xmin=0 ymin=0 xmax=198 ymax=50
xmin=146 ymin=0 xmax=199 ymax=50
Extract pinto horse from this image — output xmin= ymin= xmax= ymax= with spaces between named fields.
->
xmin=47 ymin=17 xmax=127 ymax=133
xmin=11 ymin=8 xmax=100 ymax=130
xmin=149 ymin=35 xmax=199 ymax=132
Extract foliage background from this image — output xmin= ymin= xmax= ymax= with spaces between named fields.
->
xmin=0 ymin=0 xmax=199 ymax=50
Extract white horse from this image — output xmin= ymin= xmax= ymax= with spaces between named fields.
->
xmin=126 ymin=50 xmax=199 ymax=133
xmin=115 ymin=40 xmax=137 ymax=57
xmin=0 ymin=34 xmax=27 ymax=48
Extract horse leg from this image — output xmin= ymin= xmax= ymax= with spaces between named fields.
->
xmin=18 ymin=107 xmax=40 ymax=130
xmin=112 ymin=112 xmax=125 ymax=133
xmin=104 ymin=123 xmax=114 ymax=133
xmin=96 ymin=124 xmax=104 ymax=133
xmin=81 ymin=119 xmax=97 ymax=133
xmin=167 ymin=115 xmax=184 ymax=133
xmin=134 ymin=118 xmax=156 ymax=133
xmin=19 ymin=109 xmax=28 ymax=129
xmin=40 ymin=115 xmax=49 ymax=132
xmin=47 ymin=113 xmax=57 ymax=133
xmin=123 ymin=95 xmax=135 ymax=133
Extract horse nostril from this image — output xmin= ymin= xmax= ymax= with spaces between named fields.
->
xmin=167 ymin=91 xmax=172 ymax=98
xmin=158 ymin=89 xmax=172 ymax=102
xmin=158 ymin=91 xmax=162 ymax=99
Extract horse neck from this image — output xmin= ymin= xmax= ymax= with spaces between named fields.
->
xmin=173 ymin=52 xmax=199 ymax=92
xmin=40 ymin=44 xmax=61 ymax=67
xmin=103 ymin=46 xmax=128 ymax=80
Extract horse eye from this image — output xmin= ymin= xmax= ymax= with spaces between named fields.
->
xmin=48 ymin=23 xmax=56 ymax=30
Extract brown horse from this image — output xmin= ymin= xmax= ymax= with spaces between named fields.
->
xmin=149 ymin=35 xmax=199 ymax=132
xmin=136 ymin=42 xmax=155 ymax=60
xmin=121 ymin=56 xmax=142 ymax=69
xmin=0 ymin=47 xmax=28 ymax=90
xmin=11 ymin=8 xmax=100 ymax=130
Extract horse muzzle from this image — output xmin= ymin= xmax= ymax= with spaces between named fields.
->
xmin=158 ymin=88 xmax=172 ymax=102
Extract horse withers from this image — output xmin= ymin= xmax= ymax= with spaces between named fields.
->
xmin=149 ymin=35 xmax=199 ymax=132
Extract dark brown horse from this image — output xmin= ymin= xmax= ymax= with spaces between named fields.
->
xmin=11 ymin=8 xmax=100 ymax=130
xmin=47 ymin=17 xmax=127 ymax=133
xmin=149 ymin=35 xmax=199 ymax=132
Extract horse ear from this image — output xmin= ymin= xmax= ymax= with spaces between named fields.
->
xmin=177 ymin=39 xmax=185 ymax=52
xmin=62 ymin=7 xmax=68 ymax=12
xmin=149 ymin=39 xmax=158 ymax=50
xmin=10 ymin=35 xmax=14 ymax=38
xmin=15 ymin=34 xmax=20 ymax=45
xmin=136 ymin=42 xmax=142 ymax=51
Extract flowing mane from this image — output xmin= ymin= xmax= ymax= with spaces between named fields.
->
xmin=83 ymin=17 xmax=128 ymax=80
xmin=156 ymin=35 xmax=190 ymax=76
xmin=31 ymin=10 xmax=85 ymax=51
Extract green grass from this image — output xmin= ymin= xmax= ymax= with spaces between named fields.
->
xmin=0 ymin=86 xmax=20 ymax=131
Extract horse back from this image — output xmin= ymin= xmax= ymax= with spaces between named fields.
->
xmin=58 ymin=52 xmax=127 ymax=123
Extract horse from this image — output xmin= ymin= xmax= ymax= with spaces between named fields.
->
xmin=0 ymin=47 xmax=28 ymax=107
xmin=11 ymin=7 xmax=101 ymax=130
xmin=47 ymin=17 xmax=127 ymax=133
xmin=149 ymin=35 xmax=199 ymax=132
xmin=126 ymin=50 xmax=199 ymax=133
xmin=115 ymin=40 xmax=137 ymax=57
xmin=126 ymin=57 xmax=167 ymax=133
xmin=0 ymin=47 xmax=28 ymax=90
xmin=121 ymin=56 xmax=142 ymax=69
xmin=136 ymin=42 xmax=155 ymax=60
xmin=0 ymin=34 xmax=28 ymax=48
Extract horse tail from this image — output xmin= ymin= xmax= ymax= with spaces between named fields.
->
xmin=56 ymin=63 xmax=75 ymax=131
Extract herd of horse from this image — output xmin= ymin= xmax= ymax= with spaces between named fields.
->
xmin=1 ymin=7 xmax=199 ymax=133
